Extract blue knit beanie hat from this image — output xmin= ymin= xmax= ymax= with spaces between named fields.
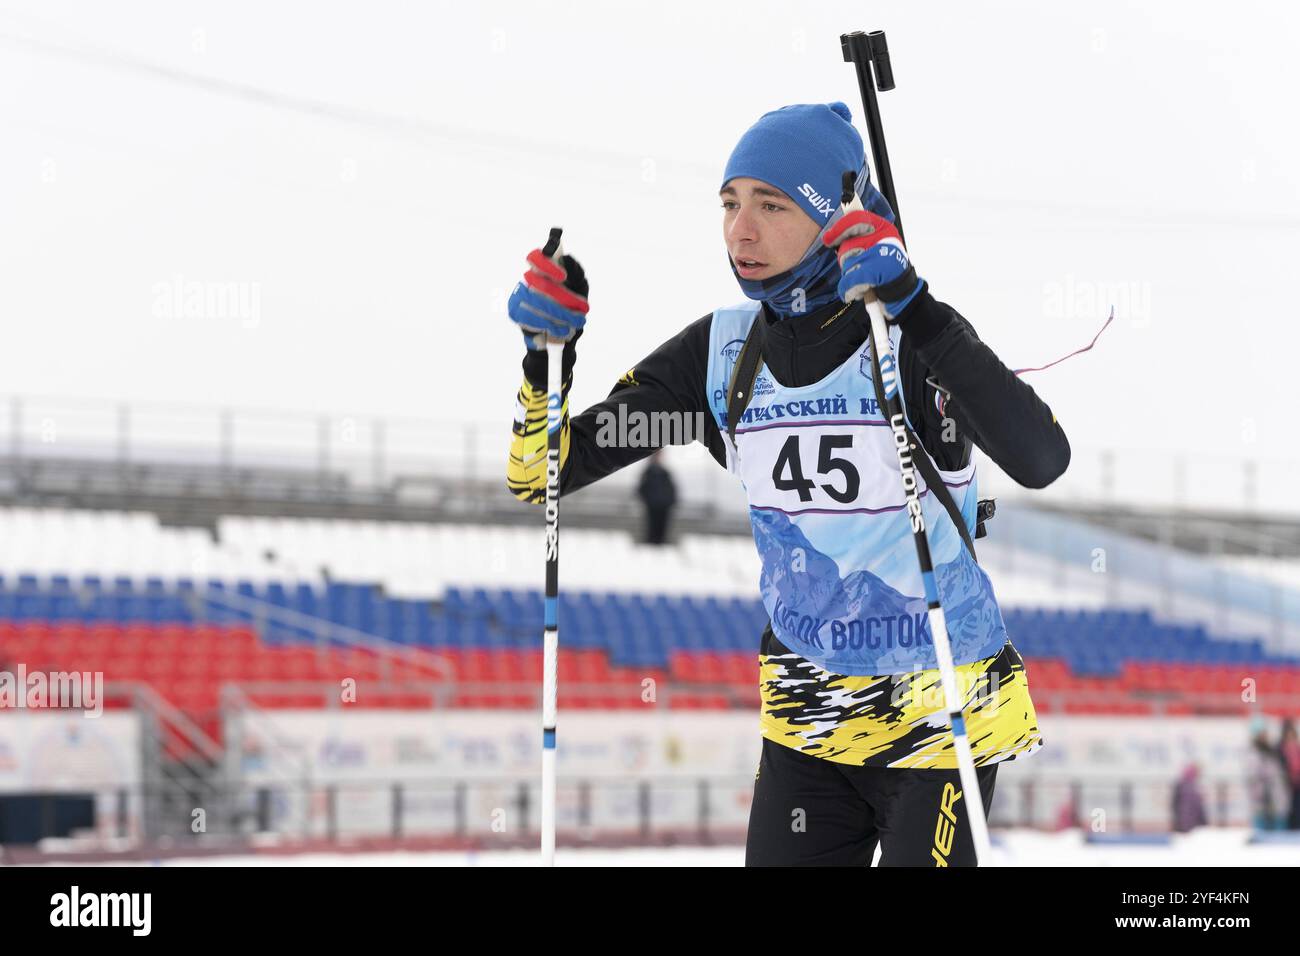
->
xmin=721 ymin=101 xmax=865 ymax=228
xmin=721 ymin=102 xmax=894 ymax=317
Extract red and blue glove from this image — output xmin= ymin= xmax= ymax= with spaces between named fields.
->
xmin=822 ymin=209 xmax=924 ymax=319
xmin=507 ymin=249 xmax=589 ymax=350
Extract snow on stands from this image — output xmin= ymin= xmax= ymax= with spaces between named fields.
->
xmin=1220 ymin=555 xmax=1300 ymax=593
xmin=0 ymin=505 xmax=1105 ymax=608
xmin=0 ymin=507 xmax=280 ymax=582
xmin=213 ymin=513 xmax=1107 ymax=607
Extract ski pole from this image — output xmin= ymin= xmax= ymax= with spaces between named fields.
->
xmin=838 ymin=173 xmax=993 ymax=865
xmin=540 ymin=225 xmax=565 ymax=866
xmin=841 ymin=31 xmax=904 ymax=242
xmin=839 ymin=30 xmax=994 ymax=865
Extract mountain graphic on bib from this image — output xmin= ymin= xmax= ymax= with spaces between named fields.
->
xmin=751 ymin=508 xmax=1005 ymax=675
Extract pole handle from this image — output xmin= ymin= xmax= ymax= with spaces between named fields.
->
xmin=542 ymin=226 xmax=567 ymax=349
xmin=542 ymin=226 xmax=564 ymax=260
xmin=867 ymin=31 xmax=895 ymax=90
xmin=840 ymin=29 xmax=905 ymax=244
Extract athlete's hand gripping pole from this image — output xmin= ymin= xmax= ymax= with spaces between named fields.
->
xmin=506 ymin=225 xmax=589 ymax=865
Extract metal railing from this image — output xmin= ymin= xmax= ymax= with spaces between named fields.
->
xmin=4 ymin=393 xmax=1300 ymax=521
xmin=0 ymin=773 xmax=1267 ymax=856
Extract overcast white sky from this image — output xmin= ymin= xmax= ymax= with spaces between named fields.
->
xmin=1 ymin=1 xmax=1297 ymax=506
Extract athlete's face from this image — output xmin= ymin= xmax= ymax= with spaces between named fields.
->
xmin=721 ymin=177 xmax=822 ymax=281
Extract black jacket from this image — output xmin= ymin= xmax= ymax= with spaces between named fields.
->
xmin=522 ymin=285 xmax=1070 ymax=496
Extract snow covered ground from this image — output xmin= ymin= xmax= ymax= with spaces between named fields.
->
xmin=59 ymin=829 xmax=1300 ymax=867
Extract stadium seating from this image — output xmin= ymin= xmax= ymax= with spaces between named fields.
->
xmin=1 ymin=507 xmax=1298 ymax=730
xmin=2 ymin=574 xmax=1298 ymax=723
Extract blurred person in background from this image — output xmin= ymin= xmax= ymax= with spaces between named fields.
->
xmin=1278 ymin=718 xmax=1300 ymax=830
xmin=1247 ymin=715 xmax=1287 ymax=831
xmin=1171 ymin=762 xmax=1208 ymax=833
xmin=636 ymin=450 xmax=677 ymax=546
xmin=1053 ymin=791 xmax=1079 ymax=832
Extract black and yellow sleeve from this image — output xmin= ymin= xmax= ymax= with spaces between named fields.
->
xmin=504 ymin=314 xmax=727 ymax=506
xmin=506 ymin=373 xmax=572 ymax=504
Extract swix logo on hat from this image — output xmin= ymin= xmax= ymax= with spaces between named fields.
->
xmin=799 ymin=183 xmax=837 ymax=218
